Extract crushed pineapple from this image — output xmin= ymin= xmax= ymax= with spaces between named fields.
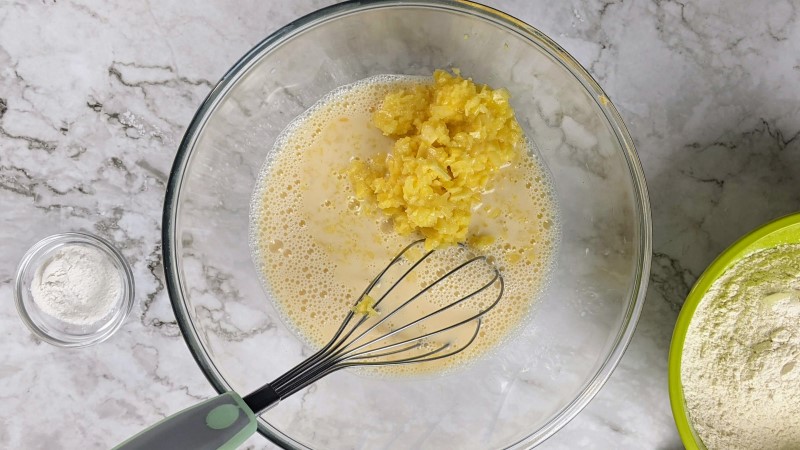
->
xmin=349 ymin=70 xmax=523 ymax=249
xmin=351 ymin=294 xmax=379 ymax=317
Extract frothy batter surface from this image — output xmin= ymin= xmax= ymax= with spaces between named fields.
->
xmin=250 ymin=75 xmax=559 ymax=375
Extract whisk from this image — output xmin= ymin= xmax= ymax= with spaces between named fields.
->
xmin=116 ymin=240 xmax=504 ymax=450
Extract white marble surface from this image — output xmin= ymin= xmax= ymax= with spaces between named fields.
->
xmin=1 ymin=0 xmax=798 ymax=449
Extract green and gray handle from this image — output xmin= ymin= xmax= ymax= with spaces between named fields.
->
xmin=114 ymin=384 xmax=280 ymax=450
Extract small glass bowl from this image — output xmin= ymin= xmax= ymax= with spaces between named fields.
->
xmin=14 ymin=232 xmax=135 ymax=348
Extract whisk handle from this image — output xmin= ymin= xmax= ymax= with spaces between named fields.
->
xmin=113 ymin=391 xmax=257 ymax=450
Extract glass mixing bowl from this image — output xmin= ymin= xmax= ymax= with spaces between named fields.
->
xmin=163 ymin=1 xmax=651 ymax=448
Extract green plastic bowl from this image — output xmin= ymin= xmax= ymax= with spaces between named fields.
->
xmin=668 ymin=212 xmax=800 ymax=449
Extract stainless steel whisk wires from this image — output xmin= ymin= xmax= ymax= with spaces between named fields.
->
xmin=242 ymin=239 xmax=504 ymax=413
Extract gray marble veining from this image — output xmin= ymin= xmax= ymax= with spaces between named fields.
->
xmin=1 ymin=0 xmax=798 ymax=448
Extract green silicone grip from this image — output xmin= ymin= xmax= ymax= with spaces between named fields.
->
xmin=113 ymin=391 xmax=257 ymax=450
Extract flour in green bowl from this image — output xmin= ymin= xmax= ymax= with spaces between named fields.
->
xmin=682 ymin=244 xmax=800 ymax=450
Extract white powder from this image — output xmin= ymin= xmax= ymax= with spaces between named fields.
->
xmin=31 ymin=244 xmax=121 ymax=325
xmin=682 ymin=244 xmax=800 ymax=450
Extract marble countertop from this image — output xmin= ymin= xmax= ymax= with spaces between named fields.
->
xmin=2 ymin=0 xmax=798 ymax=448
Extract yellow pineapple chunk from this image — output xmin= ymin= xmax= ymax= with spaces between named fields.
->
xmin=351 ymin=294 xmax=379 ymax=317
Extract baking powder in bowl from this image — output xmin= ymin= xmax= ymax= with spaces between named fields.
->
xmin=31 ymin=244 xmax=121 ymax=325
xmin=681 ymin=244 xmax=800 ymax=450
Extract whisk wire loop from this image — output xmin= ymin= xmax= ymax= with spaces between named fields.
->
xmin=244 ymin=240 xmax=504 ymax=411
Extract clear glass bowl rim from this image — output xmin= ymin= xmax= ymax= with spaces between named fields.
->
xmin=162 ymin=1 xmax=653 ymax=448
xmin=14 ymin=231 xmax=136 ymax=348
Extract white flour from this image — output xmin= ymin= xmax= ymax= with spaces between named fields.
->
xmin=682 ymin=244 xmax=800 ymax=450
xmin=31 ymin=244 xmax=121 ymax=325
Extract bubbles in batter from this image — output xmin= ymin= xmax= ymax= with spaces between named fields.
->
xmin=249 ymin=75 xmax=559 ymax=375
